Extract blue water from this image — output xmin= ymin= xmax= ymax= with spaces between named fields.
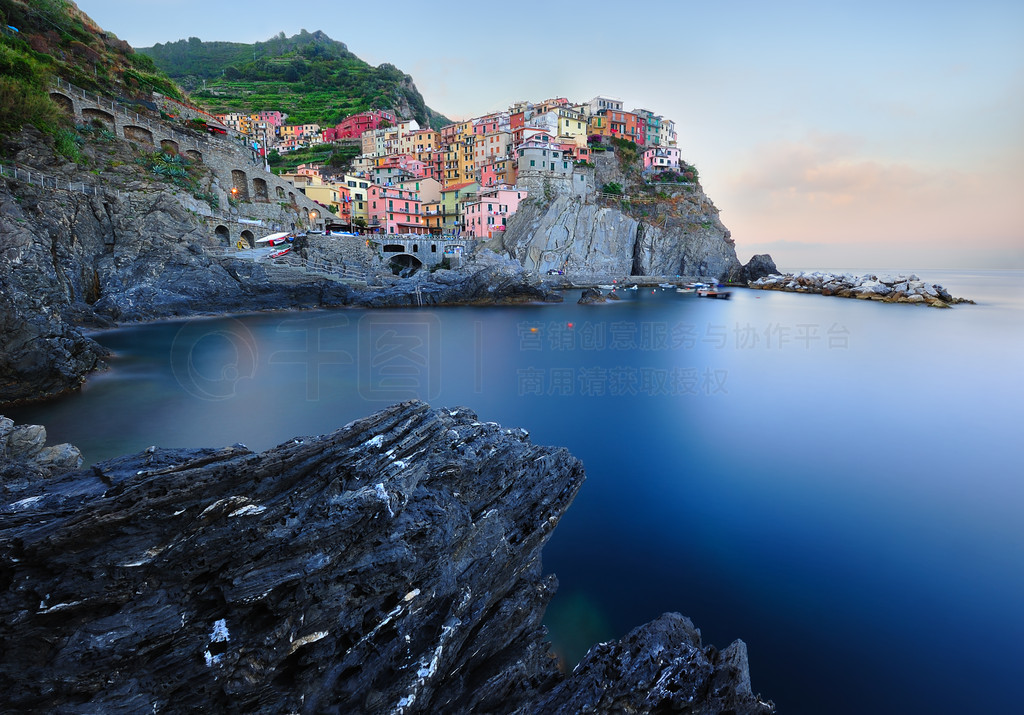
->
xmin=8 ymin=270 xmax=1024 ymax=714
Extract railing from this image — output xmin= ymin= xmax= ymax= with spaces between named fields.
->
xmin=51 ymin=77 xmax=256 ymax=156
xmin=0 ymin=162 xmax=120 ymax=199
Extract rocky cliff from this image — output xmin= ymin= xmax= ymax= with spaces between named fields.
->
xmin=0 ymin=127 xmax=560 ymax=405
xmin=496 ymin=150 xmax=753 ymax=281
xmin=0 ymin=403 xmax=773 ymax=713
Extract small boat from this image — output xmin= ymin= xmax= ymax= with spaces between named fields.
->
xmin=598 ymin=284 xmax=614 ymax=290
xmin=659 ymin=282 xmax=674 ymax=288
xmin=676 ymin=286 xmax=696 ymax=293
xmin=696 ymin=286 xmax=731 ymax=299
xmin=269 ymin=247 xmax=291 ymax=258
xmin=255 ymin=231 xmax=291 ymax=246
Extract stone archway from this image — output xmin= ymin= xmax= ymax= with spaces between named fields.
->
xmin=160 ymin=139 xmax=179 ymax=155
xmin=49 ymin=92 xmax=74 ymax=117
xmin=240 ymin=229 xmax=255 ymax=247
xmin=276 ymin=186 xmax=285 ymax=199
xmin=123 ymin=125 xmax=154 ymax=145
xmin=231 ymin=170 xmax=249 ymax=201
xmin=185 ymin=150 xmax=203 ymax=163
xmin=82 ymin=107 xmax=114 ymax=128
xmin=388 ymin=253 xmax=423 ymax=276
xmin=215 ymin=225 xmax=230 ymax=245
xmin=252 ymin=177 xmax=269 ymax=202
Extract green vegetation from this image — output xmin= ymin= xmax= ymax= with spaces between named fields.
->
xmin=601 ymin=182 xmax=623 ymax=195
xmin=267 ymin=141 xmax=360 ymax=175
xmin=139 ymin=30 xmax=449 ymax=129
xmin=610 ymin=137 xmax=639 ymax=168
xmin=0 ymin=0 xmax=182 ymax=138
xmin=134 ymin=150 xmax=211 ymax=207
xmin=53 ymin=127 xmax=81 ymax=161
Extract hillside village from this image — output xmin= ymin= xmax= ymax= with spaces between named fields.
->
xmin=207 ymin=96 xmax=684 ymax=241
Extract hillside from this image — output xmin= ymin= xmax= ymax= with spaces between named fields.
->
xmin=138 ymin=30 xmax=450 ymax=129
xmin=0 ymin=0 xmax=180 ymax=136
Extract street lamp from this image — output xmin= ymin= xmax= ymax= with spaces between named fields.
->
xmin=310 ymin=209 xmax=319 ymax=231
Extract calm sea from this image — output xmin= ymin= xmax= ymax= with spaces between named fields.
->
xmin=8 ymin=269 xmax=1023 ymax=714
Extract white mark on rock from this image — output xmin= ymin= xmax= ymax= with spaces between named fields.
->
xmin=403 ymin=588 xmax=420 ymax=602
xmin=374 ymin=483 xmax=394 ymax=517
xmin=288 ymin=630 xmax=328 ymax=655
xmin=38 ymin=600 xmax=82 ymax=614
xmin=228 ymin=504 xmax=266 ymax=517
xmin=11 ymin=495 xmax=44 ymax=509
xmin=204 ymin=618 xmax=230 ymax=667
xmin=365 ymin=435 xmax=384 ymax=449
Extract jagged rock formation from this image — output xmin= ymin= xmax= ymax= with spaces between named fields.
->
xmin=497 ymin=152 xmax=745 ymax=280
xmin=728 ymin=253 xmax=779 ymax=284
xmin=749 ymin=271 xmax=973 ymax=308
xmin=0 ymin=416 xmax=83 ymax=489
xmin=0 ymin=403 xmax=773 ymax=713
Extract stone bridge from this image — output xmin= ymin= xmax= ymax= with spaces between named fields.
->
xmin=49 ymin=79 xmax=326 ymax=247
xmin=369 ymin=236 xmax=468 ymax=270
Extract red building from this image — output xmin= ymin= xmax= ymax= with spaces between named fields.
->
xmin=330 ymin=110 xmax=398 ymax=140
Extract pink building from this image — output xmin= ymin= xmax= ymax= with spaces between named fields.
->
xmin=368 ymin=185 xmax=425 ymax=234
xmin=643 ymin=146 xmax=681 ymax=171
xmin=256 ymin=110 xmax=285 ymax=127
xmin=473 ymin=113 xmax=502 ymax=135
xmin=463 ymin=186 xmax=528 ymax=239
xmin=333 ymin=110 xmax=398 ymax=140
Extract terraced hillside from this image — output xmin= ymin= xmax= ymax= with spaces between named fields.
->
xmin=138 ymin=30 xmax=449 ymax=129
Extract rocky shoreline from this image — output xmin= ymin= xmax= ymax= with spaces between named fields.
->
xmin=0 ymin=404 xmax=774 ymax=713
xmin=749 ymin=271 xmax=974 ymax=308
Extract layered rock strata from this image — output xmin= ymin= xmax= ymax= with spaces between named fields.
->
xmin=0 ymin=404 xmax=773 ymax=713
xmin=749 ymin=271 xmax=973 ymax=308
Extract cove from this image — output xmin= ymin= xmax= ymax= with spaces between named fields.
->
xmin=9 ymin=270 xmax=1023 ymax=714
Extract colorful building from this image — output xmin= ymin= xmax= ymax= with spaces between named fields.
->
xmin=440 ymin=180 xmax=479 ymax=234
xmin=463 ymin=186 xmax=527 ymax=239
xmin=556 ymin=107 xmax=588 ymax=141
xmin=642 ymin=146 xmax=681 ymax=171
xmin=331 ymin=110 xmax=397 ymax=140
xmin=368 ymin=185 xmax=426 ymax=235
xmin=343 ymin=174 xmax=372 ymax=222
xmin=473 ymin=131 xmax=511 ymax=168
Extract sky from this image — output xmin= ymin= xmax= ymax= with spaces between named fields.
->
xmin=79 ymin=0 xmax=1024 ymax=270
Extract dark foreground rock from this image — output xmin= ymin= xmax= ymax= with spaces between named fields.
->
xmin=0 ymin=404 xmax=772 ymax=714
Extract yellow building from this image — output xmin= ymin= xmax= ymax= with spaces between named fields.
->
xmin=557 ymin=108 xmax=588 ymax=140
xmin=343 ymin=174 xmax=372 ymax=221
xmin=422 ymin=199 xmax=443 ymax=234
xmin=304 ymin=184 xmax=344 ymax=215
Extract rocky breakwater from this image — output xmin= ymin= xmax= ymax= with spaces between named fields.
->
xmin=749 ymin=271 xmax=974 ymax=308
xmin=0 ymin=403 xmax=773 ymax=713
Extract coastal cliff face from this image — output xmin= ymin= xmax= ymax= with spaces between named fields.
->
xmin=0 ymin=403 xmax=773 ymax=713
xmin=496 ymin=151 xmax=744 ymax=280
xmin=0 ymin=129 xmax=559 ymax=405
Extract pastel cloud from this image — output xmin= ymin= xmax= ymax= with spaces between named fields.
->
xmin=721 ymin=132 xmax=1023 ymax=267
